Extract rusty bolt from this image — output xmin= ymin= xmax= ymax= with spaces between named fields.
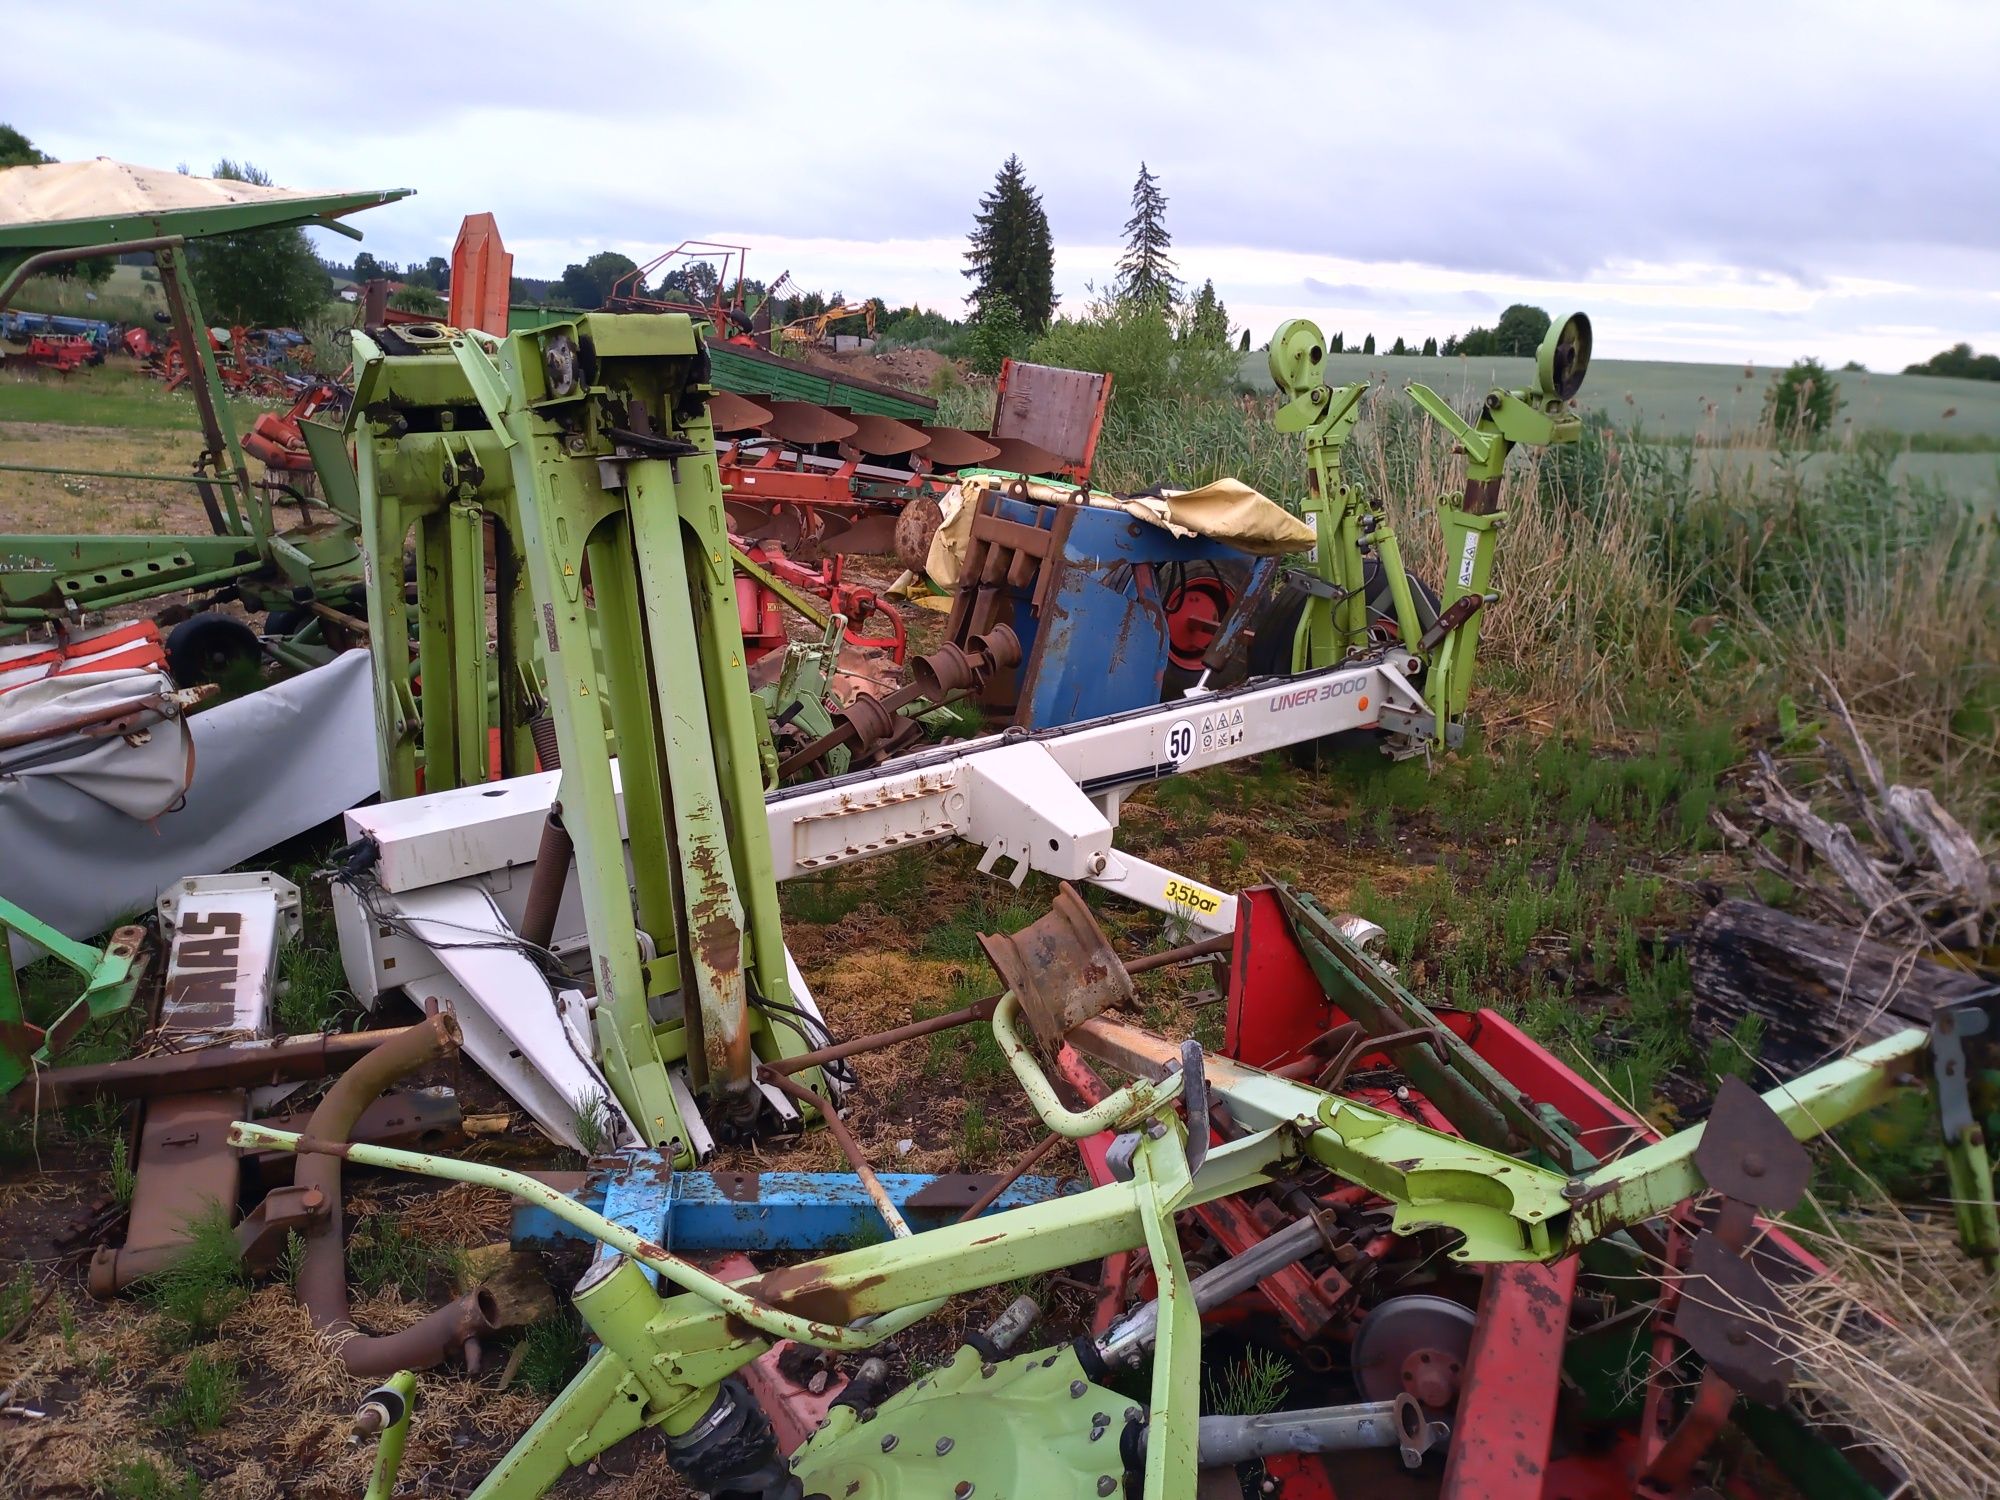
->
xmin=955 ymin=1486 xmax=974 ymax=1499
xmin=980 ymin=1363 xmax=995 ymax=1379
xmin=1561 ymin=1178 xmax=1589 ymax=1201
xmin=880 ymin=1434 xmax=897 ymax=1452
xmin=1098 ymin=1478 xmax=1118 ymax=1497
xmin=935 ymin=1437 xmax=954 ymax=1456
xmin=1069 ymin=1379 xmax=1087 ymax=1398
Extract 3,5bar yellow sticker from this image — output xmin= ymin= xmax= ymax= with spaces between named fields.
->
xmin=1162 ymin=876 xmax=1224 ymax=916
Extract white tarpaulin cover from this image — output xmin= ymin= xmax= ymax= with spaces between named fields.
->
xmin=0 ymin=159 xmax=354 ymax=230
xmin=4 ymin=651 xmax=380 ymax=965
xmin=0 ymin=667 xmax=194 ymax=820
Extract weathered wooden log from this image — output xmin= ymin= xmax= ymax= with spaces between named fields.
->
xmin=1687 ymin=899 xmax=1989 ymax=1077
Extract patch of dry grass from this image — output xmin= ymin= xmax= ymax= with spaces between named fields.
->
xmin=1771 ymin=1198 xmax=2000 ymax=1497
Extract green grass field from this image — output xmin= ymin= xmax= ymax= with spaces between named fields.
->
xmin=1237 ymin=348 xmax=2000 ymax=437
xmin=1235 ymin=349 xmax=2000 ymax=499
xmin=0 ymin=361 xmax=273 ymax=431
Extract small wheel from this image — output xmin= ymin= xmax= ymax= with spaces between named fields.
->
xmin=263 ymin=607 xmax=307 ymax=638
xmin=165 ymin=611 xmax=260 ymax=687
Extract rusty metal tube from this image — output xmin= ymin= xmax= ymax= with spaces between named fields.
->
xmin=764 ymin=933 xmax=1231 ymax=1079
xmin=294 ymin=1014 xmax=497 ymax=1375
xmin=756 ymin=1067 xmax=910 ymax=1240
xmin=11 ymin=1027 xmax=418 ymax=1110
xmin=517 ymin=808 xmax=572 ymax=952
xmin=955 ymin=1130 xmax=1064 ymax=1224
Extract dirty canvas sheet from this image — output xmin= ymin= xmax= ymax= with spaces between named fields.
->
xmin=3 ymin=650 xmax=378 ymax=964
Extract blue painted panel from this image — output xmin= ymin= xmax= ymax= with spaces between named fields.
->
xmin=978 ymin=495 xmax=1269 ymax=729
xmin=513 ymin=1160 xmax=1075 ymax=1257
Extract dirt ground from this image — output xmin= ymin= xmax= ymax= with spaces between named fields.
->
xmin=0 ymin=422 xmax=218 ymax=536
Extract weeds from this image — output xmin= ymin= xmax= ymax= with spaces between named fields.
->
xmin=514 ymin=1306 xmax=590 ymax=1396
xmin=139 ymin=1208 xmax=246 ymax=1347
xmin=959 ymin=1102 xmax=1001 ymax=1162
xmin=275 ymin=940 xmax=353 ymax=1034
xmin=0 ymin=1265 xmax=34 ymax=1336
xmin=275 ymin=1229 xmax=308 ymax=1291
xmin=349 ymin=1213 xmax=467 ymax=1300
xmin=571 ymin=1090 xmax=613 ymax=1156
xmin=154 ymin=1350 xmax=240 ymax=1433
xmin=109 ymin=1133 xmax=136 ymax=1207
xmin=1203 ymin=1347 xmax=1293 ymax=1416
xmin=98 ymin=1455 xmax=203 ymax=1500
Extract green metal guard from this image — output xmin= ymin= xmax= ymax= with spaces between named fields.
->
xmin=0 ymin=900 xmax=147 ymax=1095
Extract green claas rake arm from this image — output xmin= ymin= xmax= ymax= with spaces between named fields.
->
xmin=233 ymin=1005 xmax=1930 ymax=1499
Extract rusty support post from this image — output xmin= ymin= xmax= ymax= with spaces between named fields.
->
xmin=294 ymin=1015 xmax=498 ymax=1374
xmin=1438 ymin=1257 xmax=1580 ymax=1498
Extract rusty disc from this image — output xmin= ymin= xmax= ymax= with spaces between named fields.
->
xmin=911 ymin=425 xmax=1001 ymax=468
xmin=983 ymin=437 xmax=1067 ymax=477
xmin=763 ymin=401 xmax=858 ymax=447
xmin=844 ymin=412 xmax=929 ymax=458
xmin=708 ymin=391 xmax=773 ymax=434
xmin=1351 ymin=1295 xmax=1477 ymax=1411
xmin=821 ymin=513 xmax=899 ymax=557
xmin=894 ymin=493 xmax=945 ymax=574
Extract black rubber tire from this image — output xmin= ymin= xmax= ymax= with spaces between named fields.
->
xmin=263 ymin=607 xmax=307 ymax=638
xmin=165 ymin=611 xmax=261 ymax=688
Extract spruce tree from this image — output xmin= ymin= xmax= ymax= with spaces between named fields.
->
xmin=1187 ymin=279 xmax=1229 ymax=348
xmin=1362 ymin=333 xmax=1376 ymax=355
xmin=963 ymin=155 xmax=1056 ymax=331
xmin=1115 ymin=162 xmax=1181 ymax=306
xmin=1422 ymin=336 xmax=1438 ymax=357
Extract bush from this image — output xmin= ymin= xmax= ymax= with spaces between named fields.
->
xmin=1028 ymin=293 xmax=1236 ymax=410
xmin=967 ymin=295 xmax=1028 ymax=377
xmin=1763 ymin=357 xmax=1842 ymax=441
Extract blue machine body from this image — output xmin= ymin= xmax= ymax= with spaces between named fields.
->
xmin=968 ymin=493 xmax=1277 ymax=729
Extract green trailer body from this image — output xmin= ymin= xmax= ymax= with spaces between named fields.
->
xmin=507 ymin=305 xmax=935 ymax=421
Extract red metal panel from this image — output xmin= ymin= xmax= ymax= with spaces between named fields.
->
xmin=1223 ymin=886 xmax=1333 ymax=1067
xmin=1438 ymin=1256 xmax=1580 ymax=1499
xmin=447 ymin=213 xmax=512 ymax=336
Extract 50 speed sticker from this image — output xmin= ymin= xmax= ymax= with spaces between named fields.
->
xmin=1161 ymin=875 xmax=1224 ymax=916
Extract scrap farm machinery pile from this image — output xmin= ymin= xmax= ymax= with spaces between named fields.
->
xmin=2 ymin=181 xmax=1989 ymax=1500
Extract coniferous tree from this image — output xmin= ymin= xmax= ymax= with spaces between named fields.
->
xmin=1390 ymin=336 xmax=1407 ymax=355
xmin=1331 ymin=331 xmax=1344 ymax=353
xmin=1422 ymin=336 xmax=1438 ymax=357
xmin=963 ymin=155 xmax=1056 ymax=330
xmin=1187 ymin=279 xmax=1229 ymax=348
xmin=1238 ymin=328 xmax=1250 ymax=352
xmin=1362 ymin=333 xmax=1376 ymax=355
xmin=1115 ymin=162 xmax=1180 ymax=306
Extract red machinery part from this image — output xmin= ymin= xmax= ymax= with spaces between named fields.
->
xmin=1438 ymin=1258 xmax=1581 ymax=1498
xmin=1162 ymin=572 xmax=1233 ymax=671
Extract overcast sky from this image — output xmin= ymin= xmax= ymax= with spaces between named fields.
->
xmin=13 ymin=1 xmax=1999 ymax=368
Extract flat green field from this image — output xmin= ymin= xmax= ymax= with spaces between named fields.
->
xmin=1237 ymin=349 xmax=2000 ymax=499
xmin=1238 ymin=348 xmax=2000 ymax=438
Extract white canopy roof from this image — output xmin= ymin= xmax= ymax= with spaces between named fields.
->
xmin=0 ymin=158 xmax=349 ymax=230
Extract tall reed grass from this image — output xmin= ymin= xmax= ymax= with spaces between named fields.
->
xmin=1088 ymin=388 xmax=2000 ymax=824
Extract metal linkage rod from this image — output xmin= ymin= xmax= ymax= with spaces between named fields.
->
xmin=1098 ymin=1210 xmax=1335 ymax=1367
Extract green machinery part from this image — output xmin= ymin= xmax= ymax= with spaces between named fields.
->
xmin=0 ymin=900 xmax=147 ymax=1095
xmin=1267 ymin=312 xmax=1592 ymax=745
xmin=233 ymin=1000 xmax=1932 ymax=1499
xmin=0 ymin=184 xmax=409 ymax=644
xmin=344 ymin=315 xmax=823 ymax=1158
